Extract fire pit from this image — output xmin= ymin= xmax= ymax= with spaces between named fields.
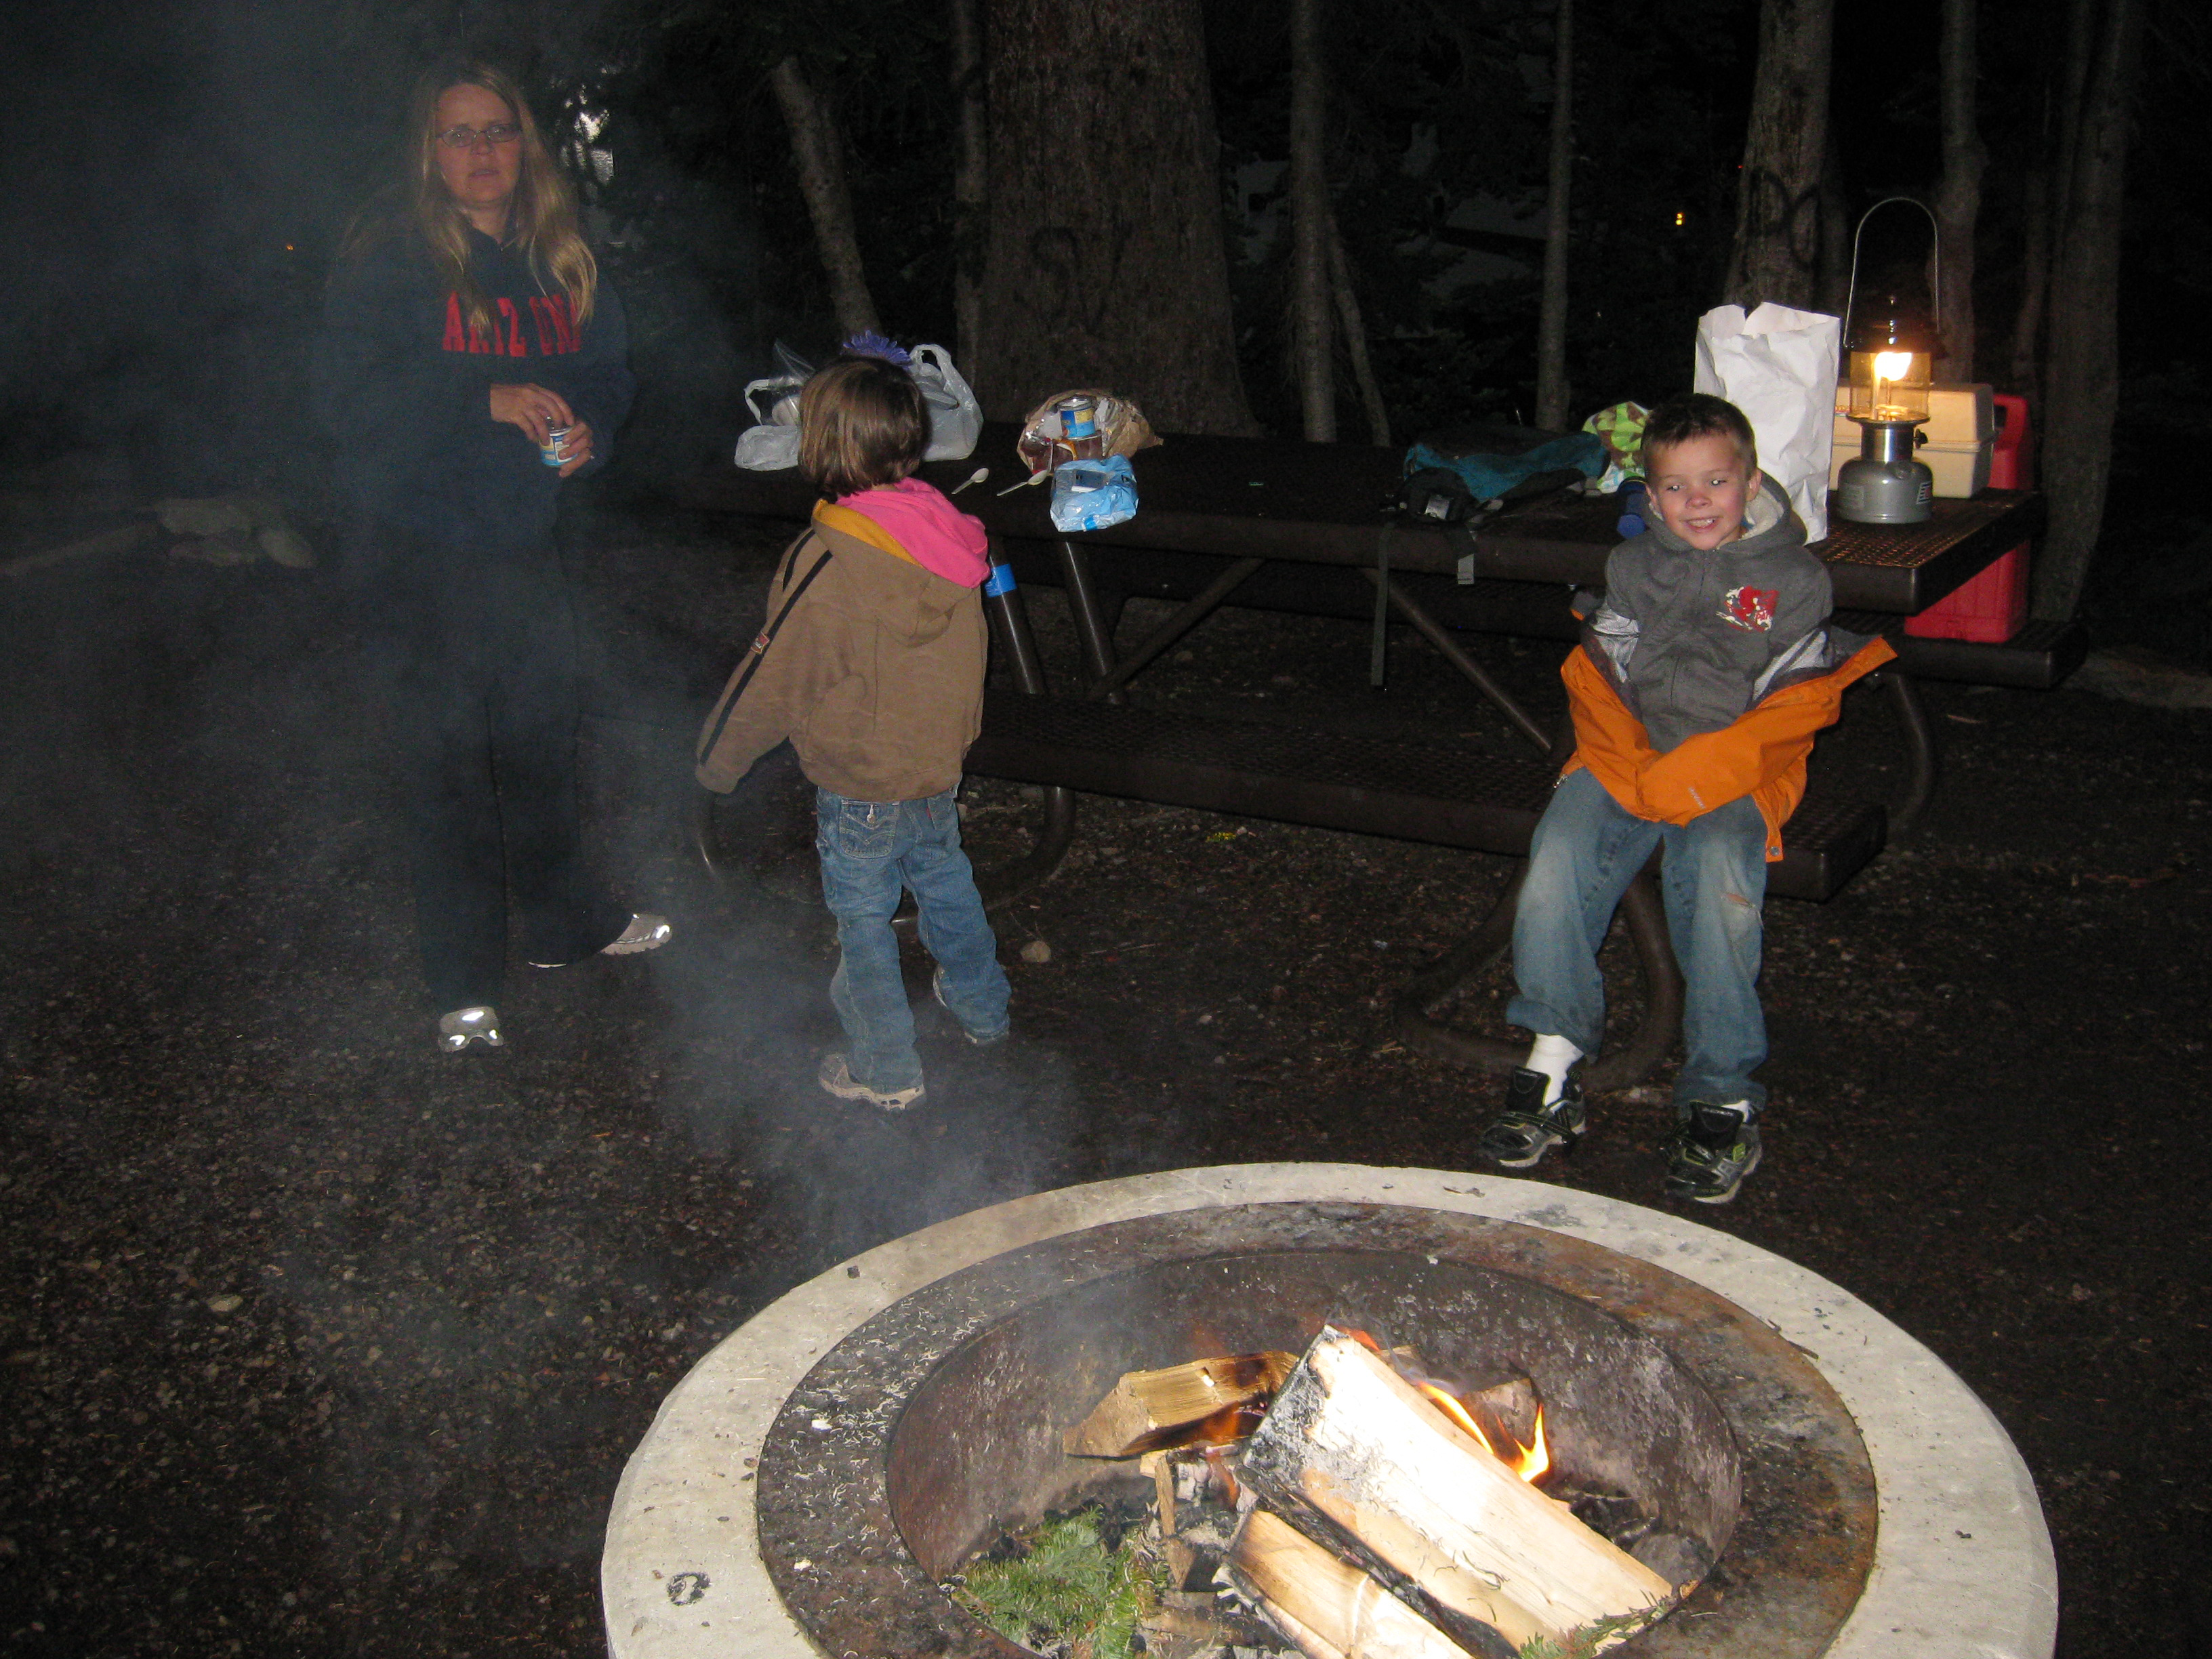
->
xmin=602 ymin=1166 xmax=2055 ymax=1659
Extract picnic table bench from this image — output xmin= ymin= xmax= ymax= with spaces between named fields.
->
xmin=677 ymin=422 xmax=2062 ymax=1088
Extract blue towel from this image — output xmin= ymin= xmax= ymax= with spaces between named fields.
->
xmin=1403 ymin=432 xmax=1607 ymax=502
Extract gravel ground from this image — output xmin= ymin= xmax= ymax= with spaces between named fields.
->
xmin=3 ymin=504 xmax=2208 ymax=1658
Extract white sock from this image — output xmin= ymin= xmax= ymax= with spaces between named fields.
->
xmin=1523 ymin=1034 xmax=1584 ymax=1105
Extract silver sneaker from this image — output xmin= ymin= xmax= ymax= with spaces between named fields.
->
xmin=530 ymin=913 xmax=672 ymax=968
xmin=600 ymin=912 xmax=672 ymax=956
xmin=437 ymin=1006 xmax=504 ymax=1052
xmin=817 ymin=1052 xmax=924 ymax=1111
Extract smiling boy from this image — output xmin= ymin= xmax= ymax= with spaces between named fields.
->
xmin=1478 ymin=393 xmax=1893 ymax=1202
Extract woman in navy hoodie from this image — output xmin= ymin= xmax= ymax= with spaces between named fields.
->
xmin=314 ymin=62 xmax=666 ymax=1052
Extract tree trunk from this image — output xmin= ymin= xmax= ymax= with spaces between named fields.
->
xmin=1814 ymin=135 xmax=1851 ymax=319
xmin=976 ymin=0 xmax=1257 ymax=434
xmin=1328 ymin=209 xmax=1391 ymax=446
xmin=2033 ymin=0 xmax=2142 ymax=621
xmin=949 ymin=0 xmax=988 ymax=376
xmin=1724 ymin=0 xmax=1833 ymax=310
xmin=1534 ymin=0 xmax=1574 ymax=432
xmin=2006 ymin=162 xmax=2051 ymax=395
xmin=1933 ymin=0 xmax=1986 ymax=379
xmin=1289 ymin=0 xmax=1334 ymax=440
xmin=769 ymin=57 xmax=880 ymax=340
xmin=2013 ymin=0 xmax=2097 ymax=404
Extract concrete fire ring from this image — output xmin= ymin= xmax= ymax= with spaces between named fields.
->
xmin=602 ymin=1164 xmax=2057 ymax=1659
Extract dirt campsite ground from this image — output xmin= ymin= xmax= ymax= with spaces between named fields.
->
xmin=3 ymin=502 xmax=2207 ymax=1657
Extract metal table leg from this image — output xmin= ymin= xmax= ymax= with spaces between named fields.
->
xmin=1376 ymin=574 xmax=1682 ymax=1092
xmin=1365 ymin=571 xmax=1555 ymax=753
xmin=1874 ymin=668 xmax=1939 ymax=838
xmin=1088 ymin=557 xmax=1265 ymax=699
xmin=1391 ymin=865 xmax=1685 ymax=1091
xmin=1054 ymin=539 xmax=1127 ymax=703
xmin=977 ymin=557 xmax=1079 ymax=907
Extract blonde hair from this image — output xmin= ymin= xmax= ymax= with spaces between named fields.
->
xmin=798 ymin=357 xmax=929 ymax=499
xmin=346 ymin=61 xmax=596 ymax=336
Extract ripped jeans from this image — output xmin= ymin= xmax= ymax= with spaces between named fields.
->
xmin=1507 ymin=768 xmax=1771 ymax=1111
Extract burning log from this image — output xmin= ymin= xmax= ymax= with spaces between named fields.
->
xmin=1237 ymin=1328 xmax=1675 ymax=1655
xmin=1064 ymin=1351 xmax=1298 ymax=1458
xmin=1227 ymin=1508 xmax=1471 ymax=1659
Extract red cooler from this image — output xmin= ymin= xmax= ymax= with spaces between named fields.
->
xmin=1904 ymin=393 xmax=2033 ymax=642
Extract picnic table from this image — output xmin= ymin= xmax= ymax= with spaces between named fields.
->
xmin=679 ymin=421 xmax=2059 ymax=1086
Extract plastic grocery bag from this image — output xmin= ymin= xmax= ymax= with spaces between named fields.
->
xmin=731 ymin=343 xmax=815 ymax=470
xmin=1049 ymin=455 xmax=1138 ymax=533
xmin=910 ymin=344 xmax=983 ymax=462
xmin=1692 ymin=304 xmax=1841 ymax=541
xmin=732 ymin=422 xmax=799 ymax=470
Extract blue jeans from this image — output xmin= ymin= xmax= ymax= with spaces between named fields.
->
xmin=1507 ymin=768 xmax=1770 ymax=1111
xmin=814 ymin=787 xmax=1010 ymax=1091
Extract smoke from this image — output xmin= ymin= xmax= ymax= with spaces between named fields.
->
xmin=0 ymin=6 xmax=1063 ymax=1650
xmin=573 ymin=588 xmax=1092 ymax=1287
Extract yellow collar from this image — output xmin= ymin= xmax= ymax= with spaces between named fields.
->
xmin=813 ymin=499 xmax=918 ymax=565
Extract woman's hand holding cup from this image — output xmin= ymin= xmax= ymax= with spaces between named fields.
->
xmin=554 ymin=422 xmax=594 ymax=476
xmin=489 ymin=382 xmax=575 ymax=448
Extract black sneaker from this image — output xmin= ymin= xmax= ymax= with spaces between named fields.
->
xmin=1664 ymin=1103 xmax=1763 ymax=1204
xmin=1478 ymin=1067 xmax=1588 ymax=1169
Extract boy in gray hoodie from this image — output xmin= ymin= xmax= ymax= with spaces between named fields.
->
xmin=1479 ymin=393 xmax=1874 ymax=1203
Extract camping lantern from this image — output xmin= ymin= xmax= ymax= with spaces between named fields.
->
xmin=1835 ymin=199 xmax=1944 ymax=525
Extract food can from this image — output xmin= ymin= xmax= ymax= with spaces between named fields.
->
xmin=540 ymin=426 xmax=572 ymax=468
xmin=1054 ymin=396 xmax=1103 ymax=460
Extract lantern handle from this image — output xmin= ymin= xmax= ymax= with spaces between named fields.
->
xmin=1841 ymin=195 xmax=1943 ymax=357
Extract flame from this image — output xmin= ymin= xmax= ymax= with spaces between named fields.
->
xmin=1124 ymin=1400 xmax=1265 ymax=1455
xmin=1872 ymin=350 xmax=1915 ymax=382
xmin=1416 ymin=1384 xmax=1549 ymax=1484
xmin=1515 ymin=1406 xmax=1551 ymax=1483
xmin=1417 ymin=1382 xmax=1495 ymax=1453
xmin=1205 ymin=1445 xmax=1242 ymax=1507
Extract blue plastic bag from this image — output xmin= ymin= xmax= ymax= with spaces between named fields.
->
xmin=1050 ymin=455 xmax=1138 ymax=533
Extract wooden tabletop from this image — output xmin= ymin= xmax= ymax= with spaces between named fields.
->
xmin=674 ymin=422 xmax=2045 ymax=616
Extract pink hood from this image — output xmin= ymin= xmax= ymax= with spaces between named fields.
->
xmin=834 ymin=479 xmax=990 ymax=588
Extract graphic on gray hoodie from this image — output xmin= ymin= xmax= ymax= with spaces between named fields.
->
xmin=1578 ymin=476 xmax=1856 ymax=753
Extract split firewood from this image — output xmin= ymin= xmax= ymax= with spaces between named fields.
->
xmin=1226 ymin=1508 xmax=1469 ymax=1659
xmin=1237 ymin=1328 xmax=1675 ymax=1653
xmin=1141 ymin=1450 xmax=1179 ymax=1536
xmin=1063 ymin=1351 xmax=1298 ymax=1458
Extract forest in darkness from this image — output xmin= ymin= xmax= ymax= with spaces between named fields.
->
xmin=0 ymin=0 xmax=2205 ymax=638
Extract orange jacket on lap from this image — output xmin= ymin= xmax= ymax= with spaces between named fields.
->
xmin=1560 ymin=632 xmax=1896 ymax=861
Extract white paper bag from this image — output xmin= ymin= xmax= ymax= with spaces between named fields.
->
xmin=1692 ymin=303 xmax=1841 ymax=543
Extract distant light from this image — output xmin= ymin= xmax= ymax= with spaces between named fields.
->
xmin=284 ymin=243 xmax=295 ymax=251
xmin=1673 ymin=212 xmax=1684 ymax=228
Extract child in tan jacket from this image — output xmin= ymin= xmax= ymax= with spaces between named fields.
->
xmin=697 ymin=355 xmax=1010 ymax=1109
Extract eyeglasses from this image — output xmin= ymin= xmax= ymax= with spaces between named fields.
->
xmin=436 ymin=123 xmax=523 ymax=151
